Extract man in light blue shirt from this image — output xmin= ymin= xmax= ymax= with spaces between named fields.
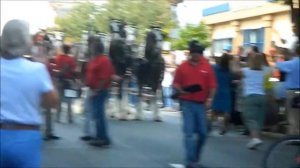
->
xmin=0 ymin=20 xmax=59 ymax=167
xmin=276 ymin=43 xmax=300 ymax=135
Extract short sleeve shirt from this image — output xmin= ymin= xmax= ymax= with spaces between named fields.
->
xmin=242 ymin=67 xmax=270 ymax=96
xmin=55 ymin=54 xmax=77 ymax=79
xmin=0 ymin=57 xmax=54 ymax=125
xmin=173 ymin=57 xmax=217 ymax=103
xmin=276 ymin=57 xmax=300 ymax=89
xmin=86 ymin=55 xmax=115 ymax=89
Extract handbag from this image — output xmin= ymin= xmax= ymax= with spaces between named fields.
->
xmin=62 ymin=79 xmax=82 ymax=98
xmin=171 ymin=84 xmax=202 ymax=99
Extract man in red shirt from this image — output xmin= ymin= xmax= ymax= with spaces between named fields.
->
xmin=54 ymin=44 xmax=77 ymax=123
xmin=85 ymin=37 xmax=117 ymax=147
xmin=55 ymin=45 xmax=76 ymax=79
xmin=173 ymin=40 xmax=217 ymax=168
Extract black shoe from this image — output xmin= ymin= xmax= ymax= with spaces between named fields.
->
xmin=89 ymin=140 xmax=111 ymax=147
xmin=185 ymin=163 xmax=204 ymax=168
xmin=80 ymin=136 xmax=93 ymax=141
xmin=219 ymin=130 xmax=227 ymax=135
xmin=44 ymin=134 xmax=60 ymax=141
xmin=240 ymin=129 xmax=250 ymax=136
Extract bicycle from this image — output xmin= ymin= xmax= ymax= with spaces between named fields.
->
xmin=263 ymin=135 xmax=300 ymax=168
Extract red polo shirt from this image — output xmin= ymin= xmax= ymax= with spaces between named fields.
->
xmin=173 ymin=56 xmax=217 ymax=103
xmin=86 ymin=55 xmax=115 ymax=90
xmin=55 ymin=54 xmax=77 ymax=79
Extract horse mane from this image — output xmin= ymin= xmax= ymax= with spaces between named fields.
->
xmin=109 ymin=38 xmax=126 ymax=63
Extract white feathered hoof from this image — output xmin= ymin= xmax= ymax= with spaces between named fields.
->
xmin=134 ymin=114 xmax=143 ymax=121
xmin=119 ymin=117 xmax=128 ymax=121
xmin=110 ymin=114 xmax=116 ymax=119
xmin=118 ymin=113 xmax=128 ymax=121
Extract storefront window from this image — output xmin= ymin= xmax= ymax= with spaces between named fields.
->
xmin=212 ymin=38 xmax=232 ymax=56
xmin=243 ymin=28 xmax=264 ymax=52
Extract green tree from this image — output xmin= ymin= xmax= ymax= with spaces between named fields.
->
xmin=55 ymin=0 xmax=176 ymax=43
xmin=172 ymin=22 xmax=211 ymax=50
xmin=95 ymin=0 xmax=175 ymax=42
xmin=55 ymin=2 xmax=98 ymax=42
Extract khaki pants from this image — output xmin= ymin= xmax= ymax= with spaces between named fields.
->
xmin=286 ymin=90 xmax=300 ymax=135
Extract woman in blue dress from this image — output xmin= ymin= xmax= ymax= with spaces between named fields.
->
xmin=212 ymin=53 xmax=233 ymax=135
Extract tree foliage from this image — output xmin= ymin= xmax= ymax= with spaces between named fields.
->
xmin=55 ymin=2 xmax=97 ymax=42
xmin=172 ymin=22 xmax=211 ymax=50
xmin=54 ymin=0 xmax=175 ymax=43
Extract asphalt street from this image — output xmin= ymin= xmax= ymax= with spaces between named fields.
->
xmin=42 ymin=109 xmax=278 ymax=168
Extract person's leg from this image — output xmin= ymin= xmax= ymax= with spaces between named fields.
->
xmin=44 ymin=108 xmax=52 ymax=136
xmin=67 ymin=98 xmax=73 ymax=123
xmin=243 ymin=95 xmax=263 ymax=149
xmin=257 ymin=95 xmax=266 ymax=136
xmin=81 ymin=92 xmax=94 ymax=140
xmin=161 ymin=87 xmax=166 ymax=108
xmin=220 ymin=112 xmax=230 ymax=134
xmin=90 ymin=90 xmax=110 ymax=146
xmin=98 ymin=90 xmax=110 ymax=141
xmin=0 ymin=130 xmax=42 ymax=168
xmin=162 ymin=87 xmax=169 ymax=107
xmin=44 ymin=108 xmax=60 ymax=140
xmin=194 ymin=103 xmax=208 ymax=164
xmin=56 ymin=84 xmax=64 ymax=122
xmin=286 ymin=90 xmax=300 ymax=135
xmin=181 ymin=101 xmax=197 ymax=166
xmin=165 ymin=87 xmax=173 ymax=108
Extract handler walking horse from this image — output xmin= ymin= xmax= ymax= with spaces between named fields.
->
xmin=135 ymin=26 xmax=165 ymax=121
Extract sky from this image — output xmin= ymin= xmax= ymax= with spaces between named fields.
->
xmin=1 ymin=0 xmax=267 ymax=34
xmin=0 ymin=0 xmax=106 ymax=34
xmin=0 ymin=1 xmax=57 ymax=34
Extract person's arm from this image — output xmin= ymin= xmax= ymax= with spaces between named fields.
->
xmin=39 ymin=65 xmax=59 ymax=108
xmin=173 ymin=65 xmax=187 ymax=94
xmin=41 ymin=89 xmax=59 ymax=108
xmin=275 ymin=60 xmax=292 ymax=73
xmin=206 ymin=64 xmax=217 ymax=108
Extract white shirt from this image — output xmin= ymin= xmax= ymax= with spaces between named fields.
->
xmin=162 ymin=69 xmax=174 ymax=87
xmin=0 ymin=57 xmax=54 ymax=125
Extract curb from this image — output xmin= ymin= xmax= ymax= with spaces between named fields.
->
xmin=262 ymin=131 xmax=286 ymax=138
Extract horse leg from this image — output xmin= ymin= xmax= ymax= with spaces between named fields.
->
xmin=153 ymin=91 xmax=162 ymax=122
xmin=135 ymin=85 xmax=143 ymax=120
xmin=107 ymin=93 xmax=116 ymax=118
xmin=123 ymin=78 xmax=133 ymax=119
xmin=118 ymin=81 xmax=127 ymax=121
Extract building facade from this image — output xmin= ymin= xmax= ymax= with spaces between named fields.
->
xmin=202 ymin=2 xmax=292 ymax=56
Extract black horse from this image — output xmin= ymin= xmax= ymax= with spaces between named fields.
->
xmin=134 ymin=26 xmax=165 ymax=121
xmin=108 ymin=19 xmax=138 ymax=120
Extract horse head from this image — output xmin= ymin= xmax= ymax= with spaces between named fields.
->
xmin=144 ymin=27 xmax=164 ymax=61
xmin=109 ymin=19 xmax=127 ymax=40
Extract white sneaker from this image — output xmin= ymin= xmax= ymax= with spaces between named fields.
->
xmin=247 ymin=138 xmax=263 ymax=149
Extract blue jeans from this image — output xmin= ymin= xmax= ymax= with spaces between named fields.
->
xmin=181 ymin=100 xmax=208 ymax=166
xmin=0 ymin=130 xmax=42 ymax=168
xmin=83 ymin=89 xmax=94 ymax=136
xmin=91 ymin=90 xmax=110 ymax=142
xmin=162 ymin=87 xmax=173 ymax=107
